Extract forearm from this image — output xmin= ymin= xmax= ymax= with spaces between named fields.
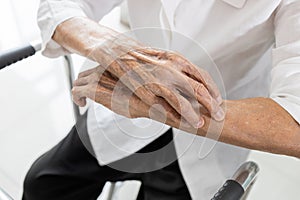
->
xmin=52 ymin=16 xmax=118 ymax=57
xmin=199 ymin=98 xmax=300 ymax=158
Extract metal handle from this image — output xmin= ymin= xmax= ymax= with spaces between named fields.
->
xmin=0 ymin=41 xmax=41 ymax=70
xmin=63 ymin=55 xmax=81 ymax=121
xmin=212 ymin=161 xmax=259 ymax=200
xmin=231 ymin=161 xmax=259 ymax=191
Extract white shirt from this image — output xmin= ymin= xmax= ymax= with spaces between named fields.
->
xmin=37 ymin=0 xmax=300 ymax=199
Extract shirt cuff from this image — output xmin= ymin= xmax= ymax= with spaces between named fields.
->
xmin=270 ymin=60 xmax=300 ymax=124
xmin=271 ymin=96 xmax=300 ymax=125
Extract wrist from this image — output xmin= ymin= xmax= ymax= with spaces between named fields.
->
xmin=53 ymin=16 xmax=119 ymax=57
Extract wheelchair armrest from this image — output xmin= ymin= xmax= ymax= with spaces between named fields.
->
xmin=0 ymin=41 xmax=41 ymax=70
xmin=212 ymin=161 xmax=259 ymax=200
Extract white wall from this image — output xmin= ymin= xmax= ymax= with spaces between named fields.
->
xmin=0 ymin=0 xmax=75 ymax=199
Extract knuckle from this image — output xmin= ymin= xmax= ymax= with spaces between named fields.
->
xmin=148 ymin=83 xmax=162 ymax=94
xmin=198 ymin=69 xmax=209 ymax=79
xmin=180 ymin=107 xmax=190 ymax=116
xmin=73 ymin=80 xmax=78 ymax=86
xmin=78 ymin=71 xmax=86 ymax=78
xmin=195 ymin=83 xmax=206 ymax=94
xmin=71 ymin=87 xmax=77 ymax=94
xmin=91 ymin=73 xmax=100 ymax=82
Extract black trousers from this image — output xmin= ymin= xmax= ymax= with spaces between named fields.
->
xmin=22 ymin=113 xmax=192 ymax=200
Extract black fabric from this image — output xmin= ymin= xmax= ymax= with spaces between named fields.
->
xmin=22 ymin=113 xmax=192 ymax=200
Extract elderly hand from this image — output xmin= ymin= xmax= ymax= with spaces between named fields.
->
xmin=53 ymin=17 xmax=224 ymax=128
xmin=72 ymin=47 xmax=224 ymax=128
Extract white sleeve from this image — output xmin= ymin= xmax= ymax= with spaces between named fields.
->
xmin=37 ymin=0 xmax=123 ymax=58
xmin=270 ymin=0 xmax=300 ymax=124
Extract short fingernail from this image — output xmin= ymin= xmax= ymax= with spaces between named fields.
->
xmin=215 ymin=108 xmax=225 ymax=121
xmin=196 ymin=118 xmax=205 ymax=128
xmin=217 ymin=96 xmax=223 ymax=105
xmin=79 ymin=101 xmax=86 ymax=107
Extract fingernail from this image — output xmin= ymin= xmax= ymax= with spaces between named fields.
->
xmin=217 ymin=96 xmax=223 ymax=105
xmin=196 ymin=118 xmax=205 ymax=128
xmin=215 ymin=108 xmax=225 ymax=121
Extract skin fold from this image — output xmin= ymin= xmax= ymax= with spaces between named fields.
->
xmin=55 ymin=17 xmax=224 ymax=128
xmin=54 ymin=17 xmax=300 ymax=158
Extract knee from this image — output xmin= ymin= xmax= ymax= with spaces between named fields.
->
xmin=22 ymin=158 xmax=46 ymax=200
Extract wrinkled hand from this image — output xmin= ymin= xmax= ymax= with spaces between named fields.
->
xmin=72 ymin=47 xmax=224 ymax=128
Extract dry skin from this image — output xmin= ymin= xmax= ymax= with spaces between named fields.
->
xmin=55 ymin=16 xmax=300 ymax=158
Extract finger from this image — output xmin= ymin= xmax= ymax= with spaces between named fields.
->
xmin=74 ymin=72 xmax=102 ymax=86
xmin=126 ymin=91 xmax=181 ymax=124
xmin=75 ymin=69 xmax=117 ymax=89
xmin=72 ymin=86 xmax=89 ymax=107
xmin=184 ymin=66 xmax=222 ymax=104
xmin=72 ymin=83 xmax=102 ymax=106
xmin=127 ymin=94 xmax=151 ymax=118
xmin=184 ymin=79 xmax=225 ymax=121
xmin=115 ymin=69 xmax=190 ymax=125
xmin=130 ymin=92 xmax=193 ymax=131
xmin=152 ymin=97 xmax=194 ymax=131
xmin=73 ymin=75 xmax=94 ymax=86
xmin=72 ymin=95 xmax=86 ymax=107
xmin=78 ymin=67 xmax=98 ymax=78
xmin=133 ymin=49 xmax=222 ymax=105
xmin=191 ymin=67 xmax=222 ymax=104
xmin=78 ymin=97 xmax=87 ymax=107
xmin=165 ymin=53 xmax=222 ymax=104
xmin=127 ymin=81 xmax=194 ymax=129
xmin=127 ymin=66 xmax=191 ymax=123
xmin=146 ymin=83 xmax=204 ymax=128
xmin=73 ymin=81 xmax=116 ymax=109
